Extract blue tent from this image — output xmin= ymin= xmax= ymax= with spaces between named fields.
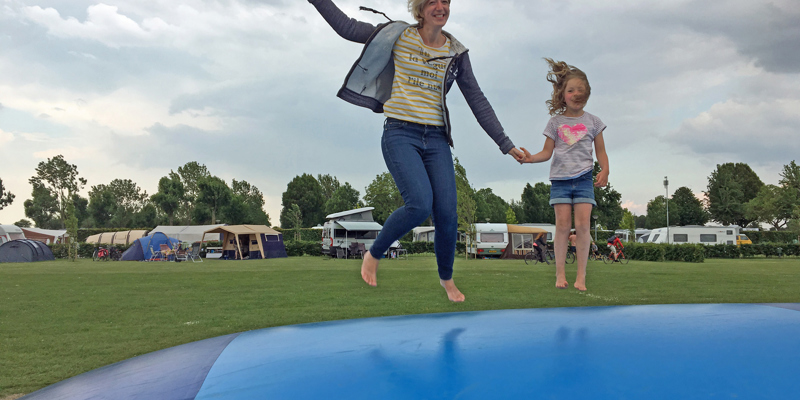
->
xmin=0 ymin=239 xmax=55 ymax=263
xmin=120 ymin=232 xmax=180 ymax=261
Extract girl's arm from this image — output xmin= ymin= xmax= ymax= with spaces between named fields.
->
xmin=519 ymin=138 xmax=555 ymax=164
xmin=308 ymin=0 xmax=378 ymax=44
xmin=594 ymin=131 xmax=609 ymax=187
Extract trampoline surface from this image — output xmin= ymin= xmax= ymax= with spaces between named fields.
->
xmin=21 ymin=303 xmax=800 ymax=399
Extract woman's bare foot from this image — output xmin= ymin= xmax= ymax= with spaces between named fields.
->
xmin=361 ymin=251 xmax=379 ymax=287
xmin=440 ymin=279 xmax=465 ymax=302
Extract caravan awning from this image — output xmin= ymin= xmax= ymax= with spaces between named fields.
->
xmin=335 ymin=221 xmax=383 ymax=231
xmin=507 ymin=225 xmax=547 ymax=234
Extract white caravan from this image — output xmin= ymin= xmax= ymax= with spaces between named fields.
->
xmin=412 ymin=226 xmax=436 ymax=242
xmin=321 ymin=207 xmax=398 ymax=258
xmin=646 ymin=225 xmax=739 ymax=245
xmin=467 ymin=223 xmax=508 ymax=257
xmin=0 ymin=225 xmax=25 ymax=245
xmin=614 ymin=229 xmax=652 ymax=243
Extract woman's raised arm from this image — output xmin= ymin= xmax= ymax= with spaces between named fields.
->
xmin=309 ymin=0 xmax=379 ymax=44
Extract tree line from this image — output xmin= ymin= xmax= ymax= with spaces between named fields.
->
xmin=1 ymin=156 xmax=271 ymax=232
xmin=3 ymin=156 xmax=798 ymax=238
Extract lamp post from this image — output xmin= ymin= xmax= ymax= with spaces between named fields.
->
xmin=663 ymin=176 xmax=669 ymax=244
xmin=592 ymin=214 xmax=598 ymax=241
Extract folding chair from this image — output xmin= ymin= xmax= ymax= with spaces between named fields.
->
xmin=174 ymin=243 xmax=188 ymax=262
xmin=348 ymin=242 xmax=366 ymax=259
xmin=188 ymin=242 xmax=203 ymax=263
xmin=160 ymin=244 xmax=174 ymax=261
xmin=149 ymin=245 xmax=163 ymax=262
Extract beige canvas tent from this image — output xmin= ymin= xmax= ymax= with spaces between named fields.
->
xmin=201 ymin=225 xmax=287 ymax=260
xmin=500 ymin=225 xmax=548 ymax=259
xmin=85 ymin=230 xmax=148 ymax=246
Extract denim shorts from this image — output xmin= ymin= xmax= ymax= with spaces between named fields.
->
xmin=549 ymin=171 xmax=596 ymax=206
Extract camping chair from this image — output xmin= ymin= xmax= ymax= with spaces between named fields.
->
xmin=394 ymin=244 xmax=408 ymax=260
xmin=160 ymin=244 xmax=174 ymax=261
xmin=188 ymin=242 xmax=203 ymax=263
xmin=348 ymin=242 xmax=366 ymax=259
xmin=149 ymin=245 xmax=164 ymax=262
xmin=174 ymin=243 xmax=188 ymax=262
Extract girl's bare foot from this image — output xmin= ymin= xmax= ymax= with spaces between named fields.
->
xmin=555 ymin=278 xmax=569 ymax=289
xmin=361 ymin=251 xmax=379 ymax=286
xmin=440 ymin=279 xmax=465 ymax=302
xmin=574 ymin=276 xmax=587 ymax=291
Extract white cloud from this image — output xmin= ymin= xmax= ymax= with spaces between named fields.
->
xmin=0 ymin=128 xmax=13 ymax=146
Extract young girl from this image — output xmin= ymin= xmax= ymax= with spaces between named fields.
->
xmin=519 ymin=58 xmax=609 ymax=291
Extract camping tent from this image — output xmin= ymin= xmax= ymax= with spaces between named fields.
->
xmin=202 ymin=225 xmax=287 ymax=260
xmin=120 ymin=232 xmax=180 ymax=261
xmin=0 ymin=239 xmax=56 ymax=263
xmin=149 ymin=225 xmax=224 ymax=243
xmin=500 ymin=225 xmax=548 ymax=260
xmin=21 ymin=228 xmax=68 ymax=244
xmin=85 ymin=230 xmax=148 ymax=246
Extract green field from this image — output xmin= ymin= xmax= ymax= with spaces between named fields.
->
xmin=2 ymin=256 xmax=799 ymax=397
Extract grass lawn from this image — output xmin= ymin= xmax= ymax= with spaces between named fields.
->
xmin=2 ymin=255 xmax=799 ymax=397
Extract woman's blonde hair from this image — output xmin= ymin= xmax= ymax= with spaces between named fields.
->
xmin=408 ymin=0 xmax=450 ymax=27
xmin=544 ymin=58 xmax=591 ymax=116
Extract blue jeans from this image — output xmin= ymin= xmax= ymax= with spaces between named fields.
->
xmin=369 ymin=118 xmax=458 ymax=280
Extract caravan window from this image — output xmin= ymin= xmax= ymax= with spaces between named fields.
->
xmin=673 ymin=234 xmax=688 ymax=243
xmin=334 ymin=229 xmax=377 ymax=240
xmin=727 ymin=230 xmax=733 ymax=235
xmin=700 ymin=234 xmax=717 ymax=243
xmin=651 ymin=234 xmax=660 ymax=243
xmin=480 ymin=233 xmax=504 ymax=243
xmin=512 ymin=234 xmax=534 ymax=252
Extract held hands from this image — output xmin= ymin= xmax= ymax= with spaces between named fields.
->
xmin=594 ymin=169 xmax=609 ymax=187
xmin=508 ymin=148 xmax=525 ymax=163
xmin=516 ymin=147 xmax=534 ymax=164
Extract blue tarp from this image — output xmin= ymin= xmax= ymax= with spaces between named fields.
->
xmin=120 ymin=232 xmax=180 ymax=261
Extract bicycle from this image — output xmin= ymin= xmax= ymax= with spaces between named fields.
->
xmin=92 ymin=246 xmax=110 ymax=261
xmin=603 ymin=248 xmax=629 ymax=264
xmin=524 ymin=246 xmax=550 ymax=265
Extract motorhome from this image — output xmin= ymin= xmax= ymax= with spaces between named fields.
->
xmin=646 ymin=225 xmax=739 ymax=245
xmin=412 ymin=226 xmax=435 ymax=242
xmin=0 ymin=225 xmax=25 ymax=245
xmin=321 ymin=207 xmax=397 ymax=258
xmin=614 ymin=229 xmax=651 ymax=243
xmin=467 ymin=223 xmax=509 ymax=257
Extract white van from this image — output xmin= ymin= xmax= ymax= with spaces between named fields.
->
xmin=467 ymin=223 xmax=508 ymax=257
xmin=0 ymin=225 xmax=26 ymax=245
xmin=646 ymin=225 xmax=739 ymax=245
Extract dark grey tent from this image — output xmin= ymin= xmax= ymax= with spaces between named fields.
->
xmin=0 ymin=239 xmax=56 ymax=263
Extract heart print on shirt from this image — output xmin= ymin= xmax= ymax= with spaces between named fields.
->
xmin=557 ymin=123 xmax=588 ymax=146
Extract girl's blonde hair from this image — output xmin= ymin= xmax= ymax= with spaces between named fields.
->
xmin=544 ymin=58 xmax=591 ymax=116
xmin=408 ymin=0 xmax=450 ymax=27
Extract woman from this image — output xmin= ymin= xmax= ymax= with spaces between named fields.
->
xmin=309 ymin=0 xmax=524 ymax=302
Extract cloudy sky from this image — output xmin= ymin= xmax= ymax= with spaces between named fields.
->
xmin=1 ymin=0 xmax=799 ymax=227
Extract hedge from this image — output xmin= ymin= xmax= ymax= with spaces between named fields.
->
xmin=622 ymin=243 xmax=705 ymax=263
xmin=741 ymin=231 xmax=799 ymax=244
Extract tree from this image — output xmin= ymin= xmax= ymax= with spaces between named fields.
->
xmin=671 ymin=186 xmax=708 ymax=226
xmin=13 ymin=219 xmax=31 ymax=228
xmin=0 ymin=178 xmax=14 ymax=210
xmin=520 ymin=182 xmax=553 ymax=223
xmin=28 ymin=155 xmax=86 ymax=227
xmin=779 ymin=160 xmax=800 ymax=219
xmin=475 ymin=188 xmax=508 ymax=223
xmin=744 ymin=184 xmax=795 ymax=230
xmin=645 ymin=195 xmax=670 ymax=229
xmin=132 ymin=203 xmax=160 ymax=228
xmin=280 ymin=174 xmax=326 ymax=228
xmin=706 ymin=163 xmax=763 ymax=227
xmin=230 ymin=179 xmax=270 ymax=226
xmin=197 ymin=176 xmax=232 ymax=224
xmin=286 ymin=204 xmax=303 ymax=241
xmin=593 ymin=162 xmax=623 ymax=230
xmin=505 ymin=206 xmax=518 ymax=224
xmin=317 ymin=174 xmax=341 ymax=199
xmin=325 ymin=182 xmax=362 ymax=216
xmin=107 ymin=179 xmax=148 ymax=227
xmin=151 ymin=175 xmax=185 ymax=225
xmin=621 ymin=209 xmax=636 ymax=242
xmin=24 ymin=182 xmax=61 ymax=229
xmin=454 ymin=158 xmax=477 ymax=259
xmin=87 ymin=186 xmax=117 ymax=227
xmin=363 ymin=172 xmax=403 ymax=225
xmin=634 ymin=214 xmax=647 ymax=229
xmin=176 ymin=162 xmax=210 ymax=223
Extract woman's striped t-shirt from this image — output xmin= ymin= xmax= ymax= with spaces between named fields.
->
xmin=383 ymin=27 xmax=451 ymax=126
